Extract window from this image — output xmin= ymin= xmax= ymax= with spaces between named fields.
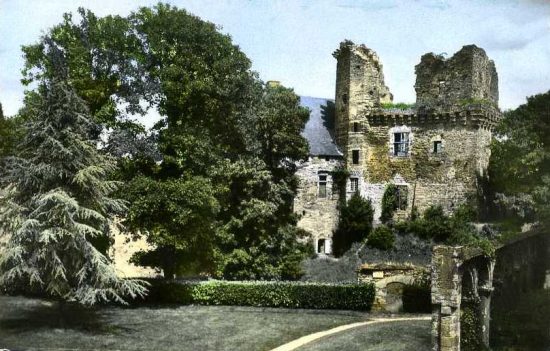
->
xmin=433 ymin=140 xmax=443 ymax=154
xmin=393 ymin=132 xmax=410 ymax=156
xmin=353 ymin=122 xmax=360 ymax=133
xmin=318 ymin=173 xmax=327 ymax=198
xmin=317 ymin=239 xmax=326 ymax=254
xmin=350 ymin=177 xmax=359 ymax=192
xmin=352 ymin=150 xmax=360 ymax=165
xmin=396 ymin=185 xmax=408 ymax=210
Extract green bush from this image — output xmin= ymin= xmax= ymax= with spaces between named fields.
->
xmin=380 ymin=102 xmax=416 ymax=110
xmin=332 ymin=192 xmax=374 ymax=257
xmin=367 ymin=225 xmax=395 ymax=250
xmin=140 ymin=280 xmax=375 ymax=311
xmin=380 ymin=184 xmax=397 ymax=223
xmin=395 ymin=205 xmax=453 ymax=241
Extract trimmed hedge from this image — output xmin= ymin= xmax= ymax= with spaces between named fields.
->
xmin=142 ymin=280 xmax=375 ymax=311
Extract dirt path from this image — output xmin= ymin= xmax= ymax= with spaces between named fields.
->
xmin=270 ymin=316 xmax=432 ymax=351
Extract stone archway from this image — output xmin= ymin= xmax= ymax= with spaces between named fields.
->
xmin=373 ymin=275 xmax=416 ymax=312
xmin=431 ymin=246 xmax=495 ymax=351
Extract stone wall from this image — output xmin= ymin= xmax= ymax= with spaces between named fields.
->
xmin=430 ymin=231 xmax=549 ymax=350
xmin=358 ymin=263 xmax=429 ymax=312
xmin=415 ymin=45 xmax=498 ymax=109
xmin=359 ymin=109 xmax=495 ymax=216
xmin=330 ymin=42 xmax=500 ymax=222
xmin=333 ymin=40 xmax=393 ymax=156
xmin=490 ymin=230 xmax=550 ymax=348
xmin=294 ymin=156 xmax=343 ymax=254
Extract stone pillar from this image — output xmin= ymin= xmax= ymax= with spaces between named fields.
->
xmin=478 ymin=259 xmax=495 ymax=348
xmin=431 ymin=246 xmax=464 ymax=351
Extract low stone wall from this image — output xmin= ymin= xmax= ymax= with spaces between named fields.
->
xmin=358 ymin=263 xmax=428 ymax=312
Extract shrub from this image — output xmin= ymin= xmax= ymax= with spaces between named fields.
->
xmin=380 ymin=102 xmax=415 ymax=110
xmin=367 ymin=225 xmax=395 ymax=250
xmin=380 ymin=184 xmax=397 ymax=223
xmin=332 ymin=192 xmax=374 ymax=257
xmin=139 ymin=280 xmax=375 ymax=311
xmin=395 ymin=205 xmax=452 ymax=242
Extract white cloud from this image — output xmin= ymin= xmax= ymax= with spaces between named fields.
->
xmin=1 ymin=0 xmax=549 ymax=117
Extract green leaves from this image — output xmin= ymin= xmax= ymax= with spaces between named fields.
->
xmin=333 ymin=192 xmax=374 ymax=257
xmin=489 ymin=90 xmax=550 ymax=224
xmin=145 ymin=280 xmax=376 ymax=311
xmin=0 ymin=72 xmax=146 ymax=305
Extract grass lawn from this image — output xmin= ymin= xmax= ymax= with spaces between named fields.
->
xmin=296 ymin=319 xmax=431 ymax=351
xmin=0 ymin=295 xmax=370 ymax=351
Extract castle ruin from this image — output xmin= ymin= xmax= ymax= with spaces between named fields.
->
xmin=294 ymin=41 xmax=502 ymax=255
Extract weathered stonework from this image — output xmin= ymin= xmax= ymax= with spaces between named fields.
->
xmin=415 ymin=45 xmax=498 ymax=110
xmin=331 ymin=41 xmax=501 ymax=220
xmin=296 ymin=41 xmax=501 ymax=254
xmin=294 ymin=156 xmax=343 ymax=254
xmin=358 ymin=263 xmax=429 ymax=312
xmin=431 ymin=231 xmax=549 ymax=350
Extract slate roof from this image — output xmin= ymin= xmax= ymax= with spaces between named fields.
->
xmin=300 ymin=96 xmax=343 ymax=157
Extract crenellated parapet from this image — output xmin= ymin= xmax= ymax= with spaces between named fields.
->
xmin=366 ymin=104 xmax=502 ymax=130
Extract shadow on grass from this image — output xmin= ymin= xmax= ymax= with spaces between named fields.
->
xmin=0 ymin=299 xmax=125 ymax=335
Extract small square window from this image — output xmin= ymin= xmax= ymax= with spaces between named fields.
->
xmin=353 ymin=122 xmax=360 ymax=133
xmin=318 ymin=174 xmax=328 ymax=198
xmin=433 ymin=140 xmax=443 ymax=154
xmin=350 ymin=178 xmax=359 ymax=192
xmin=352 ymin=150 xmax=360 ymax=165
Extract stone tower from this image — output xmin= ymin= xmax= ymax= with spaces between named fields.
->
xmin=333 ymin=40 xmax=393 ymax=157
xmin=332 ymin=42 xmax=501 ymax=219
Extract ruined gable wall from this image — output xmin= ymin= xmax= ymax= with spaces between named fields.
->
xmin=415 ymin=45 xmax=498 ymax=109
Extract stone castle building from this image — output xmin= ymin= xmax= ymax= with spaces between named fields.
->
xmin=294 ymin=41 xmax=502 ymax=255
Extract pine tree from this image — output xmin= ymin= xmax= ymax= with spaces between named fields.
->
xmin=0 ymin=44 xmax=147 ymax=305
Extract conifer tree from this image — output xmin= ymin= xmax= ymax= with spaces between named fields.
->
xmin=0 ymin=42 xmax=146 ymax=305
xmin=332 ymin=192 xmax=374 ymax=257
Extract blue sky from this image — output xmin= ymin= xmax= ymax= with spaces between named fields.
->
xmin=1 ymin=0 xmax=549 ymax=119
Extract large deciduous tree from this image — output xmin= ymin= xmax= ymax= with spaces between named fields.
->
xmin=0 ymin=45 xmax=146 ymax=305
xmin=17 ymin=4 xmax=312 ymax=280
xmin=489 ymin=90 xmax=550 ymax=226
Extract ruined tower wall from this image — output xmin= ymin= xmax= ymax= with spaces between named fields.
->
xmin=415 ymin=45 xmax=498 ymax=109
xmin=358 ymin=114 xmax=494 ymax=217
xmin=333 ymin=41 xmax=393 ymax=157
xmin=331 ymin=42 xmax=500 ymax=221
